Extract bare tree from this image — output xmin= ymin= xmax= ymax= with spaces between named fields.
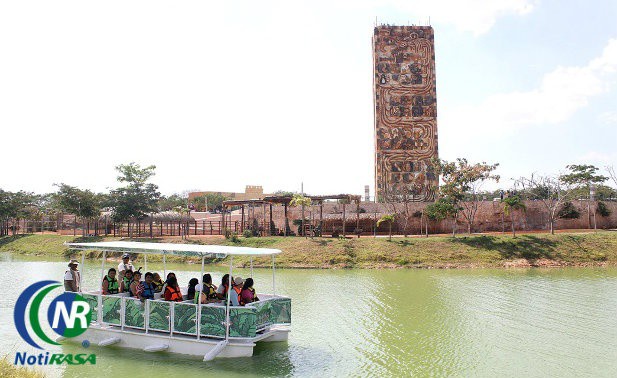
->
xmin=516 ymin=174 xmax=575 ymax=234
xmin=607 ymin=166 xmax=617 ymax=189
xmin=382 ymin=181 xmax=426 ymax=237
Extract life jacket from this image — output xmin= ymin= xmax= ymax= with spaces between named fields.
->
xmin=232 ymin=286 xmax=245 ymax=306
xmin=165 ymin=285 xmax=183 ymax=302
xmin=122 ymin=277 xmax=132 ymax=293
xmin=103 ymin=275 xmax=119 ymax=294
xmin=141 ymin=281 xmax=155 ymax=300
xmin=195 ymin=283 xmax=217 ymax=303
xmin=153 ymin=279 xmax=164 ymax=293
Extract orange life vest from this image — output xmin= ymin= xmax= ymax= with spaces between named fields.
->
xmin=233 ymin=286 xmax=245 ymax=306
xmin=165 ymin=285 xmax=183 ymax=302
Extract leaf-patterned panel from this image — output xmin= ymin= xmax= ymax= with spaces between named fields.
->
xmin=149 ymin=301 xmax=171 ymax=331
xmin=199 ymin=305 xmax=226 ymax=338
xmin=81 ymin=293 xmax=98 ymax=323
xmin=173 ymin=303 xmax=197 ymax=335
xmin=124 ymin=298 xmax=145 ymax=329
xmin=102 ymin=296 xmax=121 ymax=325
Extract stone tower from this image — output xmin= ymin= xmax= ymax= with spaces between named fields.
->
xmin=373 ymin=25 xmax=438 ymax=202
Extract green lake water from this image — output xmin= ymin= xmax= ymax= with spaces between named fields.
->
xmin=1 ymin=254 xmax=617 ymax=377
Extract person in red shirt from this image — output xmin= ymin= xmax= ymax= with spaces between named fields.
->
xmin=164 ymin=276 xmax=183 ymax=302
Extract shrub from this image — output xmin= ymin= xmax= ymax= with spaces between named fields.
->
xmin=597 ymin=201 xmax=611 ymax=217
xmin=558 ymin=201 xmax=580 ymax=219
xmin=242 ymin=229 xmax=253 ymax=238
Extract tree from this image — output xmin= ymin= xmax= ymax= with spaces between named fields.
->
xmin=516 ymin=174 xmax=575 ymax=234
xmin=432 ymin=158 xmax=499 ymax=235
xmin=158 ymin=194 xmax=187 ymax=212
xmin=109 ymin=163 xmax=161 ymax=233
xmin=424 ymin=197 xmax=459 ymax=237
xmin=502 ymin=194 xmax=526 ymax=237
xmin=289 ymin=194 xmax=311 ymax=237
xmin=0 ymin=190 xmax=40 ymax=235
xmin=52 ymin=184 xmax=101 ymax=218
xmin=607 ymin=166 xmax=617 ymax=192
xmin=377 ymin=214 xmax=395 ymax=241
xmin=560 ymin=164 xmax=608 ymax=230
xmin=191 ymin=193 xmax=227 ymax=212
xmin=51 ymin=183 xmax=102 ymax=236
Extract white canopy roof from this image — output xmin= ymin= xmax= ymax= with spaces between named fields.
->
xmin=64 ymin=241 xmax=281 ymax=258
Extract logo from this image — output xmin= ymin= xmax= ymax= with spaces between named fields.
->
xmin=14 ymin=280 xmax=92 ymax=349
xmin=13 ymin=281 xmax=96 ymax=366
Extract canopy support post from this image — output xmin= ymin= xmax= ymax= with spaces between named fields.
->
xmin=80 ymin=251 xmax=85 ymax=293
xmin=225 ymin=256 xmax=233 ymax=340
xmin=197 ymin=256 xmax=205 ymax=340
xmin=250 ymin=257 xmax=253 ymax=278
xmin=272 ymin=254 xmax=276 ymax=296
xmin=144 ymin=254 xmax=147 ymax=273
xmin=163 ymin=253 xmax=166 ymax=278
xmin=98 ymin=251 xmax=106 ymax=324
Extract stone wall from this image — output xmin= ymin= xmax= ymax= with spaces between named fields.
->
xmin=250 ymin=200 xmax=617 ymax=235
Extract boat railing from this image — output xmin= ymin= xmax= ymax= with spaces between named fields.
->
xmin=80 ymin=291 xmax=291 ymax=340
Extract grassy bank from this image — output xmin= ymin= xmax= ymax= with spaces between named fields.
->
xmin=0 ymin=357 xmax=45 ymax=378
xmin=1 ymin=232 xmax=617 ymax=269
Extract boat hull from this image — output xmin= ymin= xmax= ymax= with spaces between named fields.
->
xmin=67 ymin=324 xmax=288 ymax=359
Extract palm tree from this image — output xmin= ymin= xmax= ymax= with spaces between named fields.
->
xmin=502 ymin=195 xmax=526 ymax=238
xmin=377 ymin=214 xmax=396 ymax=241
xmin=290 ymin=194 xmax=311 ymax=237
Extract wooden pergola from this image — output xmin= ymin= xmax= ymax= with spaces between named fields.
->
xmin=222 ymin=194 xmax=362 ymax=237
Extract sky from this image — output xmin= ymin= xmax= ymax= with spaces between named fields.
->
xmin=1 ymin=0 xmax=616 ymax=197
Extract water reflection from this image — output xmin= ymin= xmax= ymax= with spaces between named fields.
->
xmin=1 ymin=254 xmax=617 ymax=377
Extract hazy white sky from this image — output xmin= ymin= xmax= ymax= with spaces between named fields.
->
xmin=1 ymin=0 xmax=616 ymax=196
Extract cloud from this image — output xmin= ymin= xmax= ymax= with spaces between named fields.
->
xmin=598 ymin=111 xmax=617 ymax=125
xmin=443 ymin=38 xmax=617 ymax=135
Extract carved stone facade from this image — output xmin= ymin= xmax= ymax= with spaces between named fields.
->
xmin=373 ymin=25 xmax=438 ymax=202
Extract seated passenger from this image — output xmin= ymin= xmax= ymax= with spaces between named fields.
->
xmin=102 ymin=268 xmax=119 ymax=295
xmin=216 ymin=274 xmax=230 ymax=300
xmin=161 ymin=272 xmax=176 ymax=294
xmin=138 ymin=272 xmax=156 ymax=301
xmin=152 ymin=273 xmax=164 ymax=293
xmin=197 ymin=274 xmax=218 ymax=304
xmin=187 ymin=278 xmax=199 ymax=303
xmin=164 ymin=276 xmax=183 ymax=302
xmin=230 ymin=276 xmax=245 ymax=306
xmin=240 ymin=278 xmax=259 ymax=304
xmin=120 ymin=269 xmax=133 ymax=293
xmin=129 ymin=270 xmax=142 ymax=298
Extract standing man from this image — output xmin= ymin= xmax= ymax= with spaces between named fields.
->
xmin=64 ymin=260 xmax=81 ymax=292
xmin=117 ymin=253 xmax=134 ymax=281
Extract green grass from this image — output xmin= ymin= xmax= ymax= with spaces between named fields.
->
xmin=2 ymin=232 xmax=617 ymax=269
xmin=0 ymin=357 xmax=45 ymax=378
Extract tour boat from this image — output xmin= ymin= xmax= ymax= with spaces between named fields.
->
xmin=62 ymin=241 xmax=291 ymax=360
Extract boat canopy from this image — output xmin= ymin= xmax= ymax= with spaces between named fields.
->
xmin=64 ymin=241 xmax=281 ymax=258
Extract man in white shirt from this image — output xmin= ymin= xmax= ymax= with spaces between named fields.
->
xmin=117 ymin=253 xmax=134 ymax=281
xmin=64 ymin=260 xmax=81 ymax=292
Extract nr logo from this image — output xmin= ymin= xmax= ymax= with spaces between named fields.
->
xmin=14 ymin=280 xmax=92 ymax=349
